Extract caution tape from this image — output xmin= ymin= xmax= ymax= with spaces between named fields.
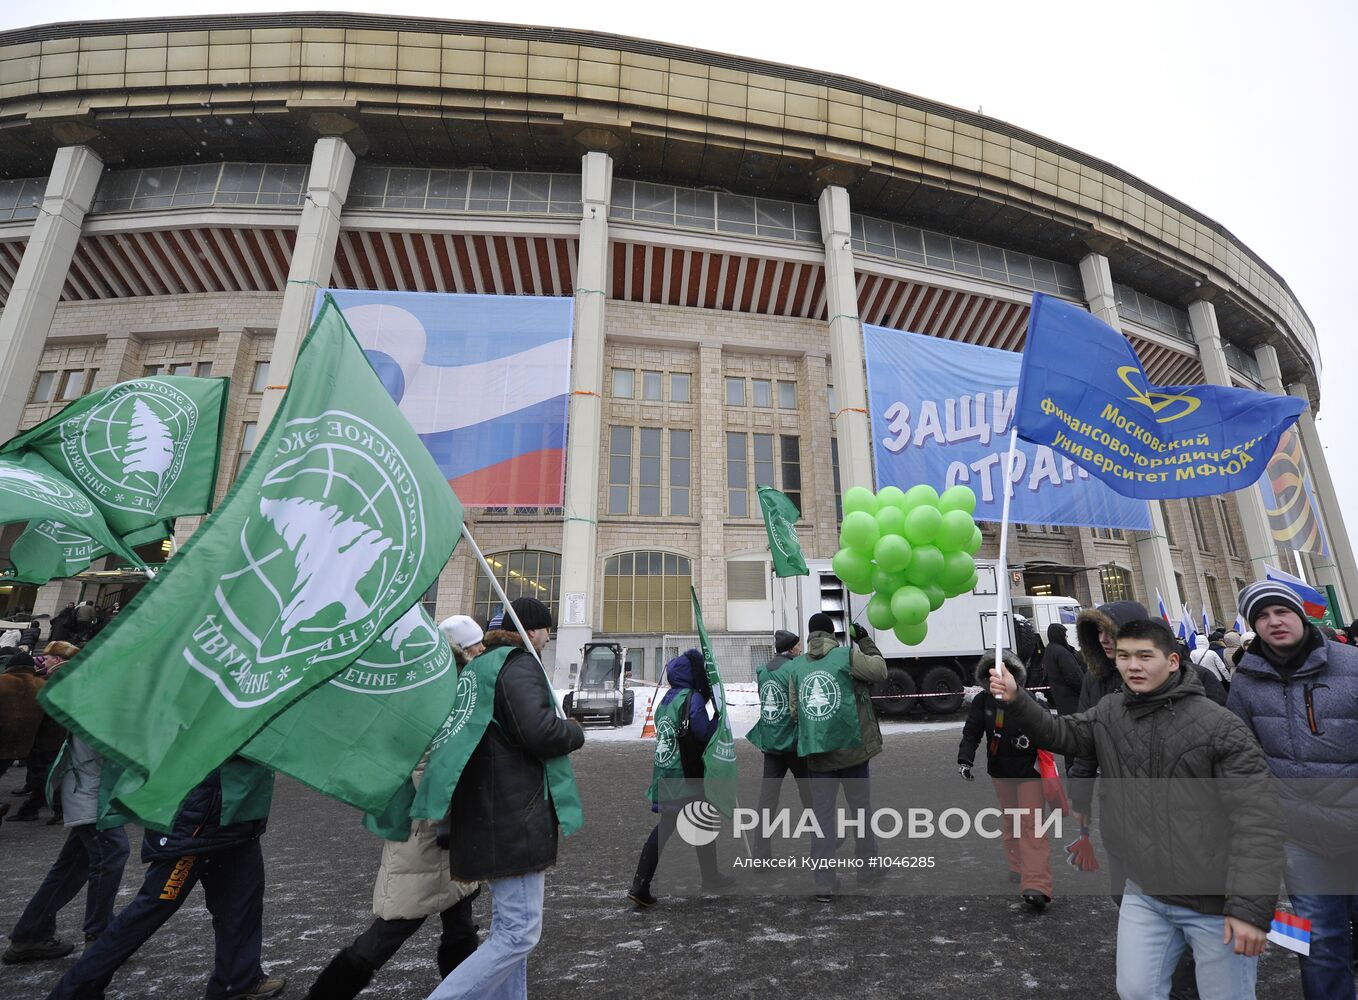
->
xmin=871 ymin=685 xmax=1052 ymax=701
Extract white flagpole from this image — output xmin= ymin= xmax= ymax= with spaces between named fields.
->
xmin=993 ymin=428 xmax=1019 ymax=678
xmin=460 ymin=524 xmax=566 ymax=718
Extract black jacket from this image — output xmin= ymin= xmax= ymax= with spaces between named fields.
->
xmin=140 ymin=759 xmax=273 ymax=862
xmin=1042 ymin=627 xmax=1084 ymax=716
xmin=1005 ymin=667 xmax=1283 ymax=930
xmin=958 ymin=651 xmax=1040 ymax=779
xmin=446 ymin=631 xmax=585 ymax=881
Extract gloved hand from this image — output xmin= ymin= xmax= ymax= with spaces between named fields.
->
xmin=849 ymin=622 xmax=868 ymax=643
xmin=957 ymin=763 xmax=974 ymax=781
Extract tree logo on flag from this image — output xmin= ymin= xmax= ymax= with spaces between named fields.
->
xmin=0 ymin=464 xmax=97 ymax=520
xmin=799 ymin=670 xmax=841 ymax=720
xmin=654 ymin=717 xmax=679 ymax=768
xmin=199 ymin=412 xmax=429 ymax=707
xmin=329 ymin=605 xmax=453 ymax=695
xmin=429 ymin=671 xmax=479 ymax=753
xmin=61 ymin=379 xmax=199 ymax=514
xmin=759 ymin=678 xmax=789 ymax=723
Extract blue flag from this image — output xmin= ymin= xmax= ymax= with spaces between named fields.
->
xmin=1015 ymin=295 xmax=1307 ymax=499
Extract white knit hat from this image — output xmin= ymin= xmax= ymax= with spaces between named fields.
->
xmin=439 ymin=614 xmax=484 ymax=649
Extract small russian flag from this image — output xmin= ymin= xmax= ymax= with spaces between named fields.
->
xmin=1265 ymin=563 xmax=1329 ymax=620
xmin=1233 ymin=614 xmax=1248 ymax=635
xmin=1157 ymin=588 xmax=1171 ymax=624
xmin=1268 ymin=910 xmax=1312 ymax=956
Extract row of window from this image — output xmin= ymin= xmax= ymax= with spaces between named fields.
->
xmin=29 ymin=360 xmax=273 ymax=404
xmin=608 ymin=367 xmax=798 ymax=410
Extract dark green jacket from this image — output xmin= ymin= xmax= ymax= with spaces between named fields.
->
xmin=791 ymin=631 xmax=887 ymax=772
xmin=1005 ymin=666 xmax=1282 ymax=930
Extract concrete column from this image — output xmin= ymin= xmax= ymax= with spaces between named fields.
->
xmin=1286 ymin=381 xmax=1358 ymax=616
xmin=91 ymin=333 xmax=137 ymax=392
xmin=554 ymin=151 xmax=612 ymax=674
xmin=0 ymin=146 xmax=104 ymax=437
xmin=1069 ymin=528 xmax=1108 ymax=605
xmin=801 ymin=352 xmax=837 ymax=557
xmin=255 ymin=136 xmax=355 ymax=433
xmin=1187 ymin=299 xmax=1277 ymax=581
xmin=696 ymin=344 xmax=728 ymax=630
xmin=817 ymin=186 xmax=872 ymax=491
xmin=1078 ymin=252 xmax=1182 ymax=610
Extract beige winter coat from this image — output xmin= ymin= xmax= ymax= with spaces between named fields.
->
xmin=371 ymin=762 xmax=478 ymax=921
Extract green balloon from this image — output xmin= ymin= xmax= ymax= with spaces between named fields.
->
xmin=873 ymin=534 xmax=913 ymax=573
xmin=875 ymin=504 xmax=907 ymax=538
xmin=922 ymin=583 xmax=946 ymax=611
xmin=890 ymin=585 xmax=930 ymax=626
xmin=941 ymin=551 xmax=976 ymax=588
xmin=871 ymin=566 xmax=909 ymax=596
xmin=844 ymin=572 xmax=876 ymax=596
xmin=832 ymin=546 xmax=873 ymax=584
xmin=938 ymin=484 xmax=978 ymax=515
xmin=936 ymin=509 xmax=975 ymax=552
xmin=903 ymin=544 xmax=945 ymax=586
xmin=902 ymin=484 xmax=940 ymax=512
xmin=842 ymin=486 xmax=879 ymax=518
xmin=943 ymin=571 xmax=979 ymax=598
xmin=903 ymin=505 xmax=943 ymax=545
xmin=893 ymin=620 xmax=929 ymax=646
xmin=865 ymin=593 xmax=896 ymax=630
xmin=840 ymin=510 xmax=880 ymax=553
xmin=964 ymin=525 xmax=984 ymax=556
xmin=876 ymin=485 xmax=907 ymax=512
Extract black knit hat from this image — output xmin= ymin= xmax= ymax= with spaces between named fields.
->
xmin=774 ymin=629 xmax=799 ymax=653
xmin=508 ymin=597 xmax=553 ymax=632
xmin=808 ymin=613 xmax=836 ymax=635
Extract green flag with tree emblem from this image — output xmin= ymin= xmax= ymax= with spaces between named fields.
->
xmin=691 ymin=586 xmax=739 ymax=816
xmin=242 ymin=605 xmax=459 ymax=812
xmin=1 ymin=375 xmax=228 ymax=536
xmin=40 ymin=296 xmax=463 ymax=830
xmin=0 ymin=452 xmax=145 ymax=569
xmin=3 ymin=519 xmax=173 ymax=586
xmin=757 ymin=485 xmax=808 ymax=577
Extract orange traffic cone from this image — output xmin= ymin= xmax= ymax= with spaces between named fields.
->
xmin=639 ymin=694 xmax=657 ymax=738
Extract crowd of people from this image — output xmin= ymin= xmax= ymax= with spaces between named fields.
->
xmin=0 ymin=581 xmax=1355 ymax=1000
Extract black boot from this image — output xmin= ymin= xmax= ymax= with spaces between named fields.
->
xmin=436 ymin=930 xmax=479 ymax=978
xmin=304 ymin=949 xmax=373 ymax=1000
xmin=628 ymin=875 xmax=657 ymax=907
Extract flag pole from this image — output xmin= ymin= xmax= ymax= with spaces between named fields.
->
xmin=993 ymin=428 xmax=1019 ymax=678
xmin=460 ymin=524 xmax=566 ymax=719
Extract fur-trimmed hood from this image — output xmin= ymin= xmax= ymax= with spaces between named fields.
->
xmin=482 ymin=629 xmax=527 ymax=651
xmin=1076 ymin=600 xmax=1150 ymax=681
xmin=974 ymin=648 xmax=1025 ymax=687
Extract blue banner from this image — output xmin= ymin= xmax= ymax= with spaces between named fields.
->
xmin=863 ymin=324 xmax=1150 ymax=530
xmin=1015 ymin=294 xmax=1307 ymax=499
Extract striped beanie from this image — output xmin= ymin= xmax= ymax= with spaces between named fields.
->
xmin=1238 ymin=580 xmax=1306 ymax=627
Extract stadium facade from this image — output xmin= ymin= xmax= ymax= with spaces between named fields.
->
xmin=0 ymin=13 xmax=1353 ymax=678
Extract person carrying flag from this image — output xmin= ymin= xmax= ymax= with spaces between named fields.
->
xmin=1229 ymin=580 xmax=1358 ymax=1000
xmin=746 ymin=630 xmax=812 ymax=861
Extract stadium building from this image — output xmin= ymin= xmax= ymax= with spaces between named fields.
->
xmin=0 ymin=13 xmax=1353 ymax=679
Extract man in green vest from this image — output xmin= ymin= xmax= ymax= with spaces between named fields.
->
xmin=747 ymin=630 xmax=810 ymax=860
xmin=788 ymin=613 xmax=887 ymax=902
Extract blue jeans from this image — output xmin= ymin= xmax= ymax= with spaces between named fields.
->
xmin=11 ymin=825 xmax=130 ymax=944
xmin=1282 ymin=841 xmax=1358 ymax=1000
xmin=1115 ymin=881 xmax=1258 ymax=1000
xmin=426 ymin=872 xmax=544 ymax=1000
xmin=809 ymin=762 xmax=877 ymax=891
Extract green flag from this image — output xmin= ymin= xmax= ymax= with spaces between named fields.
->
xmin=757 ymin=485 xmax=808 ymax=577
xmin=4 ymin=519 xmax=172 ymax=585
xmin=691 ymin=586 xmax=739 ymax=816
xmin=40 ymin=295 xmax=464 ymax=829
xmin=0 ymin=452 xmax=144 ymax=569
xmin=242 ymin=605 xmax=459 ymax=812
xmin=1 ymin=375 xmax=228 ymax=535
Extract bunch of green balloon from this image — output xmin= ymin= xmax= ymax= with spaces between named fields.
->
xmin=834 ymin=483 xmax=982 ymax=647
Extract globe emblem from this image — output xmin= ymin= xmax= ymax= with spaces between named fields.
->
xmin=31 ymin=519 xmax=100 ymax=563
xmin=799 ymin=670 xmax=842 ymax=720
xmin=329 ymin=605 xmax=452 ymax=695
xmin=654 ymin=717 xmax=679 ymax=768
xmin=429 ymin=671 xmax=480 ymax=752
xmin=759 ymin=678 xmax=789 ymax=723
xmin=0 ymin=461 xmax=96 ymax=520
xmin=66 ymin=380 xmax=198 ymax=513
xmin=211 ymin=411 xmax=427 ymax=702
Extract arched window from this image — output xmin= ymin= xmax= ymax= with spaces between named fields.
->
xmin=474 ymin=550 xmax=561 ymax=626
xmin=1100 ymin=563 xmax=1132 ymax=603
xmin=603 ymin=551 xmax=693 ymax=633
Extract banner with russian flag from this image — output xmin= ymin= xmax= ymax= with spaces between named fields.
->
xmin=1268 ymin=910 xmax=1311 ymax=956
xmin=322 ymin=290 xmax=573 ymax=507
xmin=1265 ymin=563 xmax=1330 ymax=620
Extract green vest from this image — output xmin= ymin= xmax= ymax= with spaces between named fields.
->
xmin=374 ymin=645 xmax=583 ymax=839
xmin=646 ymin=690 xmax=694 ymax=802
xmin=746 ymin=664 xmax=798 ymax=754
xmin=788 ymin=647 xmax=862 ymax=757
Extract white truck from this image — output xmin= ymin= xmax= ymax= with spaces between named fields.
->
xmin=780 ymin=558 xmax=1045 ymax=717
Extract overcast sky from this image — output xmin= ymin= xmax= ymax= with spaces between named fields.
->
xmin=4 ymin=0 xmax=1356 ymax=570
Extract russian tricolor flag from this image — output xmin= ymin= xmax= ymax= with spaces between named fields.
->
xmin=324 ymin=291 xmax=574 ymax=507
xmin=1265 ymin=563 xmax=1329 ymax=619
xmin=1268 ymin=910 xmax=1312 ymax=956
xmin=1156 ymin=588 xmax=1171 ymax=624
